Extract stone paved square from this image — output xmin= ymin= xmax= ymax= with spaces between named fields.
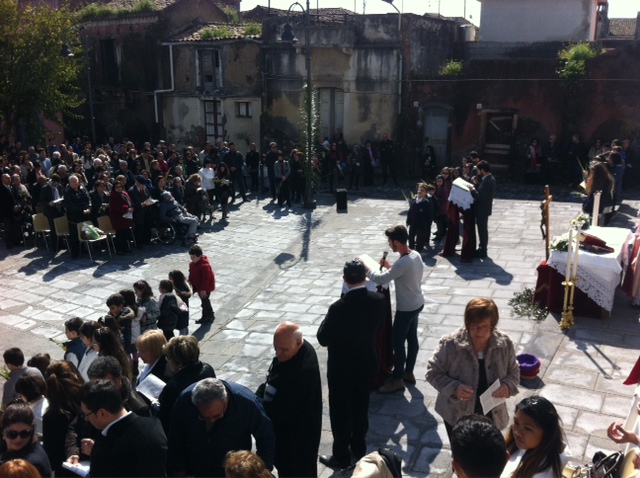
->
xmin=0 ymin=184 xmax=639 ymax=476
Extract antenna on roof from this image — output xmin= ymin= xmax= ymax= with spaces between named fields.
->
xmin=363 ymin=0 xmax=366 ymax=14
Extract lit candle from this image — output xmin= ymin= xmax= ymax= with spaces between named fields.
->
xmin=592 ymin=191 xmax=601 ymax=228
xmin=572 ymin=230 xmax=580 ymax=278
xmin=565 ymin=229 xmax=573 ymax=280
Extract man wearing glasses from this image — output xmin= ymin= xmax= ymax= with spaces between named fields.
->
xmin=78 ymin=379 xmax=167 ymax=477
xmin=168 ymin=377 xmax=275 ymax=477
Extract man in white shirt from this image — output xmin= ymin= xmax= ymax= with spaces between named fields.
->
xmin=365 ymin=225 xmax=425 ymax=393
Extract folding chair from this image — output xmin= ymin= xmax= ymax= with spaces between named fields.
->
xmin=77 ymin=221 xmax=111 ymax=261
xmin=53 ymin=216 xmax=70 ymax=253
xmin=32 ymin=213 xmax=51 ymax=251
xmin=97 ymin=216 xmax=116 ymax=255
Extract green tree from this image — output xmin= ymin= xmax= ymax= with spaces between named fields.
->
xmin=0 ymin=0 xmax=83 ymax=143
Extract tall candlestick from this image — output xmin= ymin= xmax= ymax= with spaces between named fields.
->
xmin=565 ymin=229 xmax=573 ymax=280
xmin=572 ymin=229 xmax=580 ymax=278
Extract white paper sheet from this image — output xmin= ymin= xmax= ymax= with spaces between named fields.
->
xmin=358 ymin=254 xmax=380 ymax=272
xmin=62 ymin=460 xmax=90 ymax=477
xmin=480 ymin=378 xmax=505 ymax=415
xmin=136 ymin=373 xmax=166 ymax=403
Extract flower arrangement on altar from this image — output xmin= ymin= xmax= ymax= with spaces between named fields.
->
xmin=550 ymin=232 xmax=570 ymax=252
xmin=569 ymin=213 xmax=590 ymax=230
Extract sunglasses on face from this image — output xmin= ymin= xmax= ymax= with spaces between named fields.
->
xmin=4 ymin=429 xmax=33 ymax=440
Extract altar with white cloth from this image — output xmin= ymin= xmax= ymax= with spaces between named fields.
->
xmin=535 ymin=226 xmax=631 ymax=318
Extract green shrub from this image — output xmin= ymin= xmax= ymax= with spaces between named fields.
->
xmin=79 ymin=0 xmax=156 ymax=20
xmin=130 ymin=0 xmax=157 ymax=13
xmin=439 ymin=59 xmax=463 ymax=77
xmin=200 ymin=26 xmax=234 ymax=40
xmin=557 ymin=42 xmax=603 ymax=80
xmin=243 ymin=23 xmax=261 ymax=36
xmin=223 ymin=6 xmax=239 ymax=24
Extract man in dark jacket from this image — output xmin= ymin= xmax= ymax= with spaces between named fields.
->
xmin=128 ymin=175 xmax=153 ymax=247
xmin=225 ymin=142 xmax=248 ymax=202
xmin=256 ymin=322 xmax=322 ymax=477
xmin=39 ymin=173 xmax=64 ymax=245
xmin=471 ymin=161 xmax=496 ymax=259
xmin=0 ymin=173 xmax=20 ymax=249
xmin=79 ymin=380 xmax=167 ymax=477
xmin=317 ymin=260 xmax=384 ymax=469
xmin=168 ymin=378 xmax=275 ymax=477
xmin=63 ymin=174 xmax=92 ymax=258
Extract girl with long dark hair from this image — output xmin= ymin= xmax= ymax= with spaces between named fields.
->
xmin=502 ymin=396 xmax=568 ymax=477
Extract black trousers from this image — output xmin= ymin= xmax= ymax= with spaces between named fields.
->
xmin=476 ymin=213 xmax=489 ymax=252
xmin=68 ymin=221 xmax=81 ymax=257
xmin=328 ymin=373 xmax=370 ymax=462
xmin=199 ymin=291 xmax=215 ymax=320
xmin=114 ymin=228 xmax=130 ymax=253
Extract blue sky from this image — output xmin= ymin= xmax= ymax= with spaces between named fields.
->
xmin=241 ymin=0 xmax=640 ymax=24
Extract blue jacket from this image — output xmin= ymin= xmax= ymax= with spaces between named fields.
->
xmin=63 ymin=337 xmax=87 ymax=367
xmin=168 ymin=379 xmax=275 ymax=477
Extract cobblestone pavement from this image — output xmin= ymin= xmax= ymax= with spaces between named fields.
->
xmin=1 ymin=181 xmax=639 ymax=477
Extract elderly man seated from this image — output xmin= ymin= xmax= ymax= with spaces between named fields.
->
xmin=159 ymin=190 xmax=198 ymax=245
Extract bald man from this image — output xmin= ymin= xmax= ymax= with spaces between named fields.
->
xmin=256 ymin=322 xmax=322 ymax=477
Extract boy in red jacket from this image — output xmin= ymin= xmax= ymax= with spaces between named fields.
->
xmin=188 ymin=245 xmax=216 ymax=324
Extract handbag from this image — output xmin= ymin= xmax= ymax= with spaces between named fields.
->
xmin=562 ymin=451 xmax=625 ymax=478
xmin=591 ymin=451 xmax=624 ymax=478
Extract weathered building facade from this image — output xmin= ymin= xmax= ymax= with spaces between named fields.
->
xmin=74 ymin=0 xmax=235 ymax=144
xmin=260 ymin=11 xmax=461 ymax=173
xmin=158 ymin=27 xmax=262 ymax=148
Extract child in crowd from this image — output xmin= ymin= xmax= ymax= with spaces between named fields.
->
xmin=119 ymin=288 xmax=142 ymax=376
xmin=77 ymin=320 xmax=100 ymax=382
xmin=169 ymin=270 xmax=192 ymax=336
xmin=2 ymin=348 xmax=43 ymax=409
xmin=134 ymin=280 xmax=160 ymax=334
xmin=158 ymin=280 xmax=181 ymax=341
xmin=26 ymin=353 xmax=51 ymax=377
xmin=105 ymin=293 xmax=134 ymax=353
xmin=188 ymin=245 xmax=216 ymax=325
xmin=62 ymin=318 xmax=86 ymax=369
xmin=406 ymin=182 xmax=434 ymax=253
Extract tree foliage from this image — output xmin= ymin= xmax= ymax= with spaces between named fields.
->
xmin=439 ymin=59 xmax=463 ymax=77
xmin=0 ymin=0 xmax=83 ymax=142
xmin=557 ymin=42 xmax=602 ymax=82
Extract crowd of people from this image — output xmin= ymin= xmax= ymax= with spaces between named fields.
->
xmin=524 ymin=134 xmax=636 ymax=192
xmin=0 ymin=132 xmax=412 ymax=253
xmin=404 ymin=154 xmax=497 ymax=263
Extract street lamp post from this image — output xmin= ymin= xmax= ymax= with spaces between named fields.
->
xmin=381 ymin=0 xmax=401 ymax=30
xmin=61 ymin=28 xmax=96 ymax=146
xmin=281 ymin=0 xmax=316 ymax=210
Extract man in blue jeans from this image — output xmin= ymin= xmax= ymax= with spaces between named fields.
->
xmin=366 ymin=225 xmax=424 ymax=394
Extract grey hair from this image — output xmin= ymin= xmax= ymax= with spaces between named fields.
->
xmin=191 ymin=378 xmax=227 ymax=407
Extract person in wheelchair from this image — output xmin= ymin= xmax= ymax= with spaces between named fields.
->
xmin=159 ymin=191 xmax=199 ymax=245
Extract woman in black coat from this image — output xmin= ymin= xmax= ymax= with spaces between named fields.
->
xmin=157 ymin=335 xmax=215 ymax=432
xmin=43 ymin=361 xmax=84 ymax=477
xmin=0 ymin=403 xmax=52 ymax=477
